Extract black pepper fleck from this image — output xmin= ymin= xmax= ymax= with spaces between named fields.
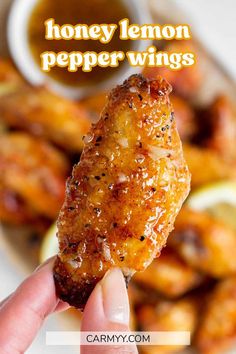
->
xmin=138 ymin=94 xmax=143 ymax=101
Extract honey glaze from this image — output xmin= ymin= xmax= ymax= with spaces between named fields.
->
xmin=28 ymin=0 xmax=131 ymax=87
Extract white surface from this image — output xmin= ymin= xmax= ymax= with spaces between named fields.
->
xmin=1 ymin=1 xmax=236 ymax=353
xmin=173 ymin=0 xmax=236 ymax=81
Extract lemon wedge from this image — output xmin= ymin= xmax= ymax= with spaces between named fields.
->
xmin=187 ymin=181 xmax=236 ymax=231
xmin=40 ymin=223 xmax=59 ymax=263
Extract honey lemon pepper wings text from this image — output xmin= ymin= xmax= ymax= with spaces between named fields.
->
xmin=54 ymin=75 xmax=190 ymax=308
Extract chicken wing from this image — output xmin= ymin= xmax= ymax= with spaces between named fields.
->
xmin=203 ymin=95 xmax=236 ymax=160
xmin=171 ymin=95 xmax=196 ymax=142
xmin=0 ymin=85 xmax=91 ymax=153
xmin=137 ymin=298 xmax=197 ymax=354
xmin=183 ymin=144 xmax=236 ymax=188
xmin=53 ymin=74 xmax=190 ymax=308
xmin=133 ymin=248 xmax=202 ymax=298
xmin=0 ymin=132 xmax=69 ymax=224
xmin=196 ymin=276 xmax=236 ymax=354
xmin=170 ymin=208 xmax=236 ymax=278
xmin=0 ymin=59 xmax=23 ymax=86
xmin=143 ymin=41 xmax=202 ymax=98
xmin=81 ymin=91 xmax=107 ymax=122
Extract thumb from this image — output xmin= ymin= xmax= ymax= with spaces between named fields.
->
xmin=81 ymin=268 xmax=138 ymax=354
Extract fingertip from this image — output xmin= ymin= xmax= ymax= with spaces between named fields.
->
xmin=82 ymin=268 xmax=130 ymax=331
xmin=81 ymin=282 xmax=105 ymax=331
xmin=34 ymin=256 xmax=56 ymax=273
xmin=81 ymin=269 xmax=137 ymax=354
xmin=101 ymin=268 xmax=130 ymax=326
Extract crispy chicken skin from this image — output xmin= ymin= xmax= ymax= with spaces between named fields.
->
xmin=54 ymin=74 xmax=190 ymax=308
xmin=0 ymin=132 xmax=68 ymax=223
xmin=0 ymin=86 xmax=91 ymax=153
xmin=196 ymin=277 xmax=236 ymax=354
xmin=82 ymin=93 xmax=197 ymax=141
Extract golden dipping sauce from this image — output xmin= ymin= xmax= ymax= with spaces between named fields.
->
xmin=28 ymin=0 xmax=131 ymax=87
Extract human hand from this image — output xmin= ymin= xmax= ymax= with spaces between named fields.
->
xmin=0 ymin=258 xmax=138 ymax=353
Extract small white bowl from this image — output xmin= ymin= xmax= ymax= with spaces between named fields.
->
xmin=7 ymin=0 xmax=152 ymax=99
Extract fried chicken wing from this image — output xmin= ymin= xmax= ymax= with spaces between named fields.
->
xmin=81 ymin=91 xmax=107 ymax=122
xmin=137 ymin=298 xmax=197 ymax=354
xmin=143 ymin=41 xmax=202 ymax=98
xmin=170 ymin=208 xmax=236 ymax=278
xmin=0 ymin=85 xmax=91 ymax=153
xmin=134 ymin=248 xmax=202 ymax=298
xmin=203 ymin=95 xmax=236 ymax=160
xmin=0 ymin=59 xmax=23 ymax=85
xmin=0 ymin=132 xmax=69 ymax=223
xmin=171 ymin=95 xmax=196 ymax=142
xmin=183 ymin=144 xmax=236 ymax=188
xmin=0 ymin=186 xmax=41 ymax=225
xmin=196 ymin=276 xmax=236 ymax=354
xmin=53 ymin=74 xmax=190 ymax=308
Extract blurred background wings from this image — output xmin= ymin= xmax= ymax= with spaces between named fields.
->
xmin=1 ymin=1 xmax=236 ymax=353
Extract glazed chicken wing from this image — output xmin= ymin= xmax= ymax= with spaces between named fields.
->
xmin=204 ymin=95 xmax=236 ymax=160
xmin=0 ymin=59 xmax=23 ymax=86
xmin=137 ymin=298 xmax=197 ymax=354
xmin=170 ymin=208 xmax=236 ymax=278
xmin=143 ymin=41 xmax=202 ymax=99
xmin=134 ymin=248 xmax=202 ymax=298
xmin=171 ymin=95 xmax=196 ymax=142
xmin=196 ymin=276 xmax=236 ymax=354
xmin=54 ymin=74 xmax=190 ymax=308
xmin=183 ymin=144 xmax=236 ymax=188
xmin=0 ymin=85 xmax=91 ymax=153
xmin=81 ymin=91 xmax=107 ymax=122
xmin=0 ymin=132 xmax=69 ymax=224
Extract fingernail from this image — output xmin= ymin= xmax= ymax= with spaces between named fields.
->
xmin=101 ymin=268 xmax=130 ymax=325
xmin=34 ymin=256 xmax=56 ymax=273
